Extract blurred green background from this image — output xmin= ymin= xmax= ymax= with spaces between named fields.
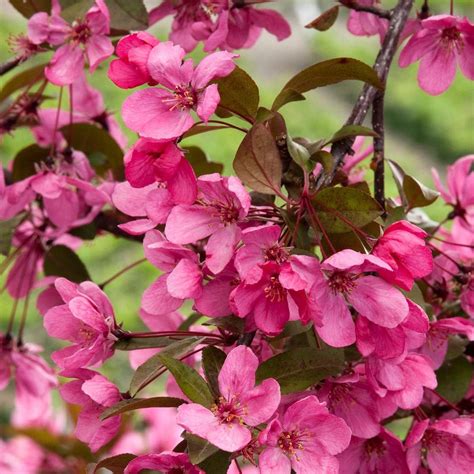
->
xmin=0 ymin=0 xmax=473 ymax=393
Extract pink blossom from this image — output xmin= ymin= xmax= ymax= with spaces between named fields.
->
xmin=0 ymin=334 xmax=57 ymax=428
xmin=122 ymin=42 xmax=236 ymax=141
xmin=28 ymin=0 xmax=114 ymax=85
xmin=347 ymin=0 xmax=388 ymax=42
xmin=176 ymin=346 xmax=280 ymax=452
xmin=125 ymin=452 xmax=203 ymax=474
xmin=59 ymin=369 xmax=122 ymax=452
xmin=141 ymin=230 xmax=203 ymax=315
xmin=432 ymin=155 xmax=474 ymax=231
xmin=165 ymin=174 xmax=250 ymax=274
xmin=366 ymin=353 xmax=437 ymax=409
xmin=341 ymin=136 xmax=373 ymax=184
xmin=124 ymin=138 xmax=197 ymax=205
xmin=44 ymin=277 xmax=118 ymax=369
xmin=399 ymin=15 xmax=474 ymax=95
xmin=421 ymin=317 xmax=474 ymax=369
xmin=310 ymin=249 xmax=409 ymax=348
xmin=406 ymin=418 xmax=474 ymax=474
xmin=338 ymin=428 xmax=410 ymax=474
xmin=108 ymin=32 xmax=160 ymax=88
xmin=373 ymin=221 xmax=433 ymax=291
xmin=259 ymin=395 xmax=351 ymax=474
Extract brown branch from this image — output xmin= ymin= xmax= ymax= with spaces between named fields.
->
xmin=372 ymin=91 xmax=385 ymax=211
xmin=323 ymin=0 xmax=414 ymax=187
xmin=339 ymin=0 xmax=392 ymax=19
xmin=0 ymin=56 xmax=22 ymax=76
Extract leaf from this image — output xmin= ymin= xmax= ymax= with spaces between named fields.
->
xmin=182 ymin=124 xmax=228 ymax=138
xmin=287 ymin=136 xmax=312 ymax=172
xmin=305 ymin=5 xmax=339 ymax=31
xmin=203 ymin=315 xmax=245 ymax=333
xmin=60 ymin=124 xmax=124 ymax=180
xmin=100 ymin=396 xmax=185 ymax=420
xmin=436 ymin=356 xmax=473 ymax=404
xmin=256 ymin=346 xmax=344 ymax=394
xmin=69 ymin=222 xmax=97 ymax=240
xmin=9 ymin=0 xmax=51 ymax=18
xmin=178 ymin=312 xmax=203 ymax=331
xmin=129 ymin=337 xmax=205 ymax=397
xmin=198 ymin=449 xmax=232 ymax=474
xmin=234 ymin=123 xmax=282 ymax=195
xmin=272 ymin=58 xmax=384 ymax=111
xmin=311 ymin=187 xmax=383 ymax=233
xmin=185 ymin=434 xmax=219 ymax=465
xmin=202 ymin=346 xmax=227 ymax=398
xmin=115 ymin=336 xmax=190 ymax=351
xmin=0 ymin=64 xmax=47 ymax=102
xmin=43 ymin=245 xmax=90 ymax=282
xmin=182 ymin=146 xmax=224 ymax=176
xmin=159 ymin=353 xmax=214 ymax=407
xmin=326 ymin=124 xmax=378 ymax=144
xmin=59 ymin=0 xmax=93 ymax=23
xmin=104 ymin=0 xmax=148 ymax=31
xmin=11 ymin=144 xmax=49 ymax=182
xmin=94 ymin=453 xmax=137 ymax=474
xmin=214 ymin=66 xmax=259 ymax=121
xmin=0 ymin=214 xmax=23 ymax=256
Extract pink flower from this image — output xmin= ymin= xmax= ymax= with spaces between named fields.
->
xmin=341 ymin=136 xmax=373 ymax=184
xmin=59 ymin=369 xmax=122 ymax=452
xmin=44 ymin=277 xmax=118 ymax=369
xmin=141 ymin=230 xmax=203 ymax=315
xmin=28 ymin=0 xmax=114 ymax=85
xmin=258 ymin=395 xmax=351 ymax=474
xmin=122 ymin=42 xmax=236 ymax=141
xmin=338 ymin=428 xmax=410 ymax=474
xmin=0 ymin=334 xmax=57 ymax=428
xmin=432 ymin=155 xmax=474 ymax=231
xmin=347 ymin=0 xmax=388 ymax=42
xmin=310 ymin=249 xmax=409 ymax=348
xmin=399 ymin=15 xmax=474 ymax=95
xmin=108 ymin=32 xmax=159 ymax=89
xmin=124 ymin=138 xmax=197 ymax=205
xmin=165 ymin=174 xmax=250 ymax=274
xmin=421 ymin=317 xmax=474 ymax=369
xmin=176 ymin=346 xmax=280 ymax=452
xmin=406 ymin=418 xmax=474 ymax=474
xmin=373 ymin=221 xmax=433 ymax=291
xmin=366 ymin=353 xmax=437 ymax=409
xmin=125 ymin=452 xmax=203 ymax=474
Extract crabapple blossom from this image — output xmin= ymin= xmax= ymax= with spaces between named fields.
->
xmin=259 ymin=395 xmax=351 ymax=474
xmin=124 ymin=452 xmax=203 ymax=474
xmin=122 ymin=42 xmax=236 ymax=141
xmin=176 ymin=346 xmax=281 ymax=452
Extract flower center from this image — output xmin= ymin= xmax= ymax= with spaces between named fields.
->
xmin=79 ymin=324 xmax=96 ymax=343
xmin=328 ymin=383 xmax=351 ymax=405
xmin=163 ymin=85 xmax=196 ymax=111
xmin=264 ymin=244 xmax=289 ymax=264
xmin=264 ymin=275 xmax=286 ymax=302
xmin=441 ymin=27 xmax=463 ymax=51
xmin=278 ymin=430 xmax=308 ymax=459
xmin=364 ymin=437 xmax=387 ymax=458
xmin=71 ymin=21 xmax=91 ymax=44
xmin=211 ymin=395 xmax=246 ymax=424
xmin=327 ymin=272 xmax=356 ymax=294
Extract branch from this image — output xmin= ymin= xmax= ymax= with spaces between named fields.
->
xmin=0 ymin=56 xmax=22 ymax=76
xmin=323 ymin=0 xmax=414 ymax=186
xmin=372 ymin=91 xmax=385 ymax=211
xmin=339 ymin=0 xmax=392 ymax=20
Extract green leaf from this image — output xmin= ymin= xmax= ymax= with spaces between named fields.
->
xmin=69 ymin=223 xmax=97 ymax=240
xmin=58 ymin=0 xmax=93 ymax=23
xmin=214 ymin=66 xmax=259 ymax=121
xmin=94 ymin=453 xmax=137 ymax=474
xmin=0 ymin=214 xmax=23 ymax=256
xmin=256 ymin=346 xmax=344 ymax=394
xmin=185 ymin=434 xmax=219 ymax=465
xmin=326 ymin=124 xmax=378 ymax=145
xmin=272 ymin=58 xmax=384 ymax=111
xmin=43 ymin=245 xmax=90 ymax=282
xmin=445 ymin=335 xmax=469 ymax=361
xmin=159 ymin=353 xmax=213 ymax=407
xmin=198 ymin=449 xmax=232 ymax=474
xmin=202 ymin=346 xmax=227 ymax=398
xmin=436 ymin=356 xmax=473 ymax=404
xmin=9 ymin=0 xmax=51 ymax=18
xmin=0 ymin=64 xmax=47 ymax=102
xmin=100 ymin=396 xmax=185 ymax=421
xmin=234 ymin=123 xmax=282 ymax=195
xmin=178 ymin=312 xmax=203 ymax=331
xmin=311 ymin=187 xmax=383 ymax=233
xmin=129 ymin=337 xmax=205 ymax=397
xmin=203 ymin=315 xmax=245 ymax=333
xmin=11 ymin=144 xmax=49 ymax=182
xmin=305 ymin=5 xmax=339 ymax=31
xmin=104 ymin=0 xmax=148 ymax=32
xmin=60 ymin=124 xmax=124 ymax=180
xmin=182 ymin=146 xmax=224 ymax=176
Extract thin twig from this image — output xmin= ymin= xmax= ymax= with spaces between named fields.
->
xmin=372 ymin=90 xmax=385 ymax=212
xmin=0 ymin=56 xmax=22 ymax=76
xmin=339 ymin=0 xmax=392 ymax=19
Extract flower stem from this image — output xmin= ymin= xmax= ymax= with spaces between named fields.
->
xmin=99 ymin=258 xmax=147 ymax=288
